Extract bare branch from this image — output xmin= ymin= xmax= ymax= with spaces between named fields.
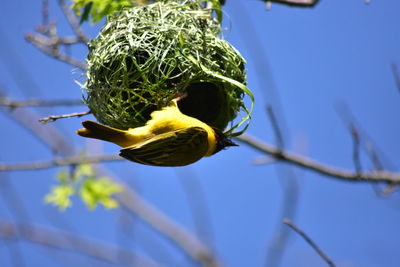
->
xmin=116 ymin=186 xmax=220 ymax=267
xmin=42 ymin=0 xmax=49 ymax=27
xmin=57 ymin=0 xmax=90 ymax=43
xmin=265 ymin=0 xmax=320 ymax=8
xmin=283 ymin=219 xmax=335 ymax=267
xmin=0 ymin=218 xmax=160 ymax=266
xmin=252 ymin=156 xmax=277 ymax=165
xmin=0 ymin=173 xmax=31 ymax=266
xmin=1 ymin=105 xmax=75 ymax=156
xmin=390 ymin=62 xmax=400 ymax=92
xmin=0 ymin=97 xmax=82 ymax=108
xmin=25 ymin=32 xmax=87 ymax=70
xmin=365 ymin=141 xmax=383 ymax=171
xmin=175 ymin=167 xmax=215 ymax=253
xmin=266 ymin=105 xmax=284 ymax=150
xmin=349 ymin=123 xmax=362 ymax=174
xmin=0 ymin=155 xmax=123 ymax=172
xmin=236 ymin=134 xmax=400 ymax=183
xmin=39 ymin=110 xmax=91 ymax=123
xmin=265 ymin=169 xmax=300 ymax=267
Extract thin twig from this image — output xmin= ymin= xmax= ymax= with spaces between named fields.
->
xmin=39 ymin=110 xmax=91 ymax=123
xmin=0 ymin=155 xmax=123 ymax=172
xmin=334 ymin=103 xmax=399 ymax=195
xmin=365 ymin=142 xmax=383 ymax=171
xmin=266 ymin=105 xmax=284 ymax=150
xmin=349 ymin=123 xmax=362 ymax=174
xmin=390 ymin=62 xmax=400 ymax=92
xmin=335 ymin=104 xmax=363 ymax=175
xmin=0 ymin=218 xmax=160 ymax=266
xmin=283 ymin=219 xmax=335 ymax=267
xmin=335 ymin=102 xmax=396 ymax=170
xmin=57 ymin=0 xmax=90 ymax=43
xmin=236 ymin=134 xmax=400 ymax=183
xmin=0 ymin=97 xmax=82 ymax=108
xmin=42 ymin=0 xmax=49 ymax=27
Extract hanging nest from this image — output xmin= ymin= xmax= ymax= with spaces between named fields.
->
xmin=83 ymin=0 xmax=252 ymax=135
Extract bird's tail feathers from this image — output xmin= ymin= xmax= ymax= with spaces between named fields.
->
xmin=77 ymin=120 xmax=132 ymax=147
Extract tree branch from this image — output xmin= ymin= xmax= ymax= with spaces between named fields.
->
xmin=25 ymin=32 xmax=87 ymax=70
xmin=283 ymin=219 xmax=335 ymax=267
xmin=116 ymin=186 xmax=220 ymax=267
xmin=266 ymin=105 xmax=284 ymax=150
xmin=175 ymin=167 xmax=216 ymax=253
xmin=349 ymin=122 xmax=362 ymax=174
xmin=57 ymin=0 xmax=91 ymax=43
xmin=0 ymin=102 xmax=75 ymax=156
xmin=0 ymin=155 xmax=123 ymax=172
xmin=0 ymin=218 xmax=160 ymax=266
xmin=236 ymin=134 xmax=400 ymax=183
xmin=0 ymin=155 xmax=221 ymax=265
xmin=4 ymin=132 xmax=400 ymax=184
xmin=39 ymin=110 xmax=91 ymax=123
xmin=0 ymin=97 xmax=82 ymax=108
xmin=390 ymin=62 xmax=400 ymax=92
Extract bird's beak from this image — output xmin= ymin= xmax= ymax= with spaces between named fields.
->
xmin=225 ymin=139 xmax=238 ymax=147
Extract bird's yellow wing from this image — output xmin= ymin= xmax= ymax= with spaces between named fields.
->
xmin=119 ymin=127 xmax=209 ymax=167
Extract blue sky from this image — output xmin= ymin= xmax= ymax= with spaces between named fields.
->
xmin=1 ymin=0 xmax=400 ymax=266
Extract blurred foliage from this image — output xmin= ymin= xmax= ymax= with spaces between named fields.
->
xmin=44 ymin=183 xmax=75 ymax=211
xmin=45 ymin=164 xmax=122 ymax=210
xmin=71 ymin=0 xmax=148 ymax=24
xmin=71 ymin=0 xmax=222 ymax=24
xmin=80 ymin=177 xmax=122 ymax=210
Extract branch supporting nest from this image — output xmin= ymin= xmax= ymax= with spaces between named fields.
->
xmin=236 ymin=134 xmax=400 ymax=184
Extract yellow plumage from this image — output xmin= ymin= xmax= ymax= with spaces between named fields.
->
xmin=77 ymin=100 xmax=237 ymax=166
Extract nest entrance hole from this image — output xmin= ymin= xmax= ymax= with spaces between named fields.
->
xmin=178 ymin=82 xmax=223 ymax=125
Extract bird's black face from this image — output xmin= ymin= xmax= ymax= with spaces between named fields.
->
xmin=212 ymin=128 xmax=238 ymax=155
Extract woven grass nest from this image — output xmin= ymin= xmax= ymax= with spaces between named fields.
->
xmin=83 ymin=0 xmax=252 ymax=136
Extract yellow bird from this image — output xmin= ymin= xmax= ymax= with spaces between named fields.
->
xmin=76 ymin=100 xmax=237 ymax=166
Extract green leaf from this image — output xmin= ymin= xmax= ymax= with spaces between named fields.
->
xmin=79 ymin=2 xmax=93 ymax=24
xmin=75 ymin=163 xmax=94 ymax=178
xmin=209 ymin=0 xmax=222 ymax=24
xmin=71 ymin=0 xmax=134 ymax=24
xmin=56 ymin=168 xmax=69 ymax=183
xmin=80 ymin=177 xmax=122 ymax=210
xmin=44 ymin=184 xmax=75 ymax=211
xmin=46 ymin=164 xmax=122 ymax=211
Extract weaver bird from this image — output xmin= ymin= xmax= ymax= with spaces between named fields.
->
xmin=76 ymin=100 xmax=237 ymax=166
